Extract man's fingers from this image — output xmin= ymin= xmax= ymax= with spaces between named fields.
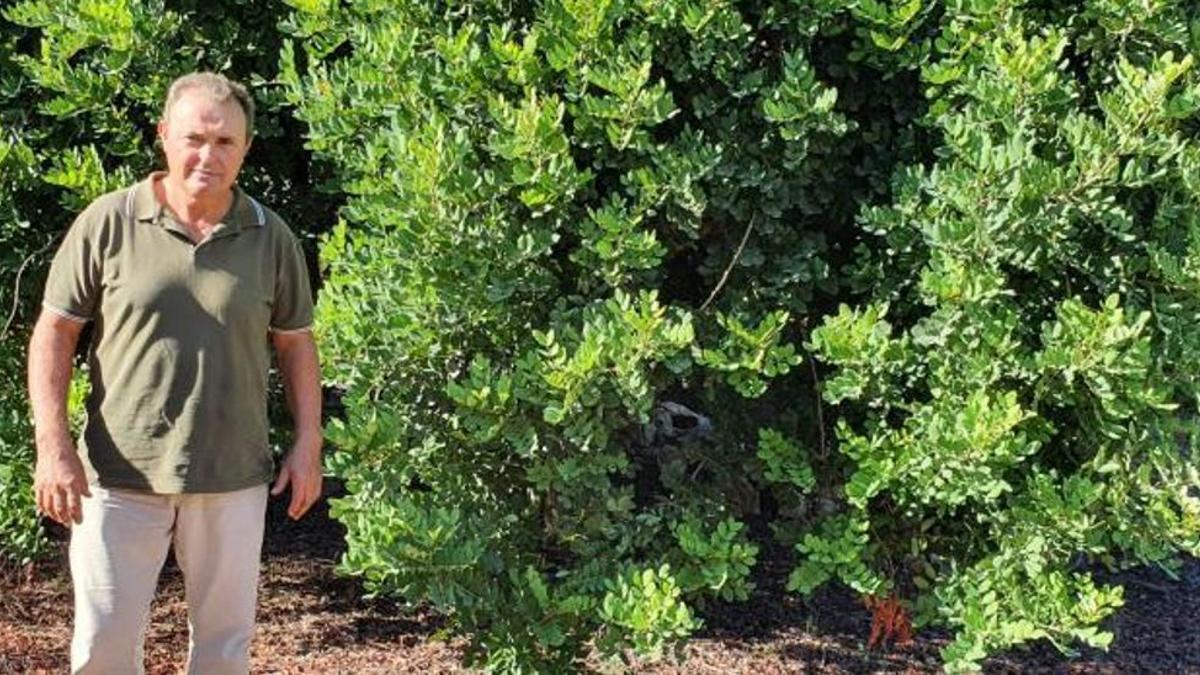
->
xmin=288 ymin=482 xmax=306 ymax=519
xmin=277 ymin=460 xmax=322 ymax=519
xmin=34 ymin=487 xmax=48 ymax=519
xmin=33 ymin=454 xmax=90 ymax=525
xmin=50 ymin=488 xmax=67 ymax=526
xmin=291 ymin=476 xmax=324 ymax=519
xmin=65 ymin=489 xmax=82 ymax=525
xmin=271 ymin=468 xmax=290 ymax=496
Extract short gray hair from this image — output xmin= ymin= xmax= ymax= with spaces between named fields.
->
xmin=162 ymin=72 xmax=255 ymax=139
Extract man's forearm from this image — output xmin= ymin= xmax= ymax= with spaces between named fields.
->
xmin=27 ymin=313 xmax=83 ymax=455
xmin=273 ymin=333 xmax=322 ymax=444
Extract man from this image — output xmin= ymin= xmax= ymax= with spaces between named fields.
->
xmin=27 ymin=72 xmax=322 ymax=674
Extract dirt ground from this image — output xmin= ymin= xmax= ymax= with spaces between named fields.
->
xmin=3 ymin=488 xmax=1198 ymax=674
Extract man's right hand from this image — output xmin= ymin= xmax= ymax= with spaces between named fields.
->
xmin=33 ymin=444 xmax=91 ymax=526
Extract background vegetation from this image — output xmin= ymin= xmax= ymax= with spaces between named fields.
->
xmin=2 ymin=1 xmax=1199 ymax=672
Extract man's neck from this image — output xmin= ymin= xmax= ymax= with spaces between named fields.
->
xmin=156 ymin=174 xmax=233 ymax=231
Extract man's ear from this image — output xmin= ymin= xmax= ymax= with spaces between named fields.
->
xmin=156 ymin=119 xmax=167 ymax=141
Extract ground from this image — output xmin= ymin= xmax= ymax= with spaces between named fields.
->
xmin=3 ymin=487 xmax=1198 ymax=674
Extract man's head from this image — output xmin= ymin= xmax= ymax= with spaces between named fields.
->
xmin=157 ymin=72 xmax=254 ymax=201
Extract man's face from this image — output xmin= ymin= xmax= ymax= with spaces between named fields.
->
xmin=157 ymin=90 xmax=250 ymax=200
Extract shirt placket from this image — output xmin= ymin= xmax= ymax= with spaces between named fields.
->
xmin=162 ymin=221 xmax=239 ymax=265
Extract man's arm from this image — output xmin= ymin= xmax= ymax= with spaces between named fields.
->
xmin=27 ymin=310 xmax=90 ymax=526
xmin=269 ymin=330 xmax=323 ymax=520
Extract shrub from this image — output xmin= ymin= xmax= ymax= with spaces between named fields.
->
xmin=284 ymin=0 xmax=1200 ymax=672
xmin=278 ymin=0 xmax=868 ymax=669
xmin=805 ymin=1 xmax=1200 ymax=670
xmin=0 ymin=337 xmax=43 ymax=567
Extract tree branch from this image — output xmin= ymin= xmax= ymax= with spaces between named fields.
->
xmin=699 ymin=214 xmax=756 ymax=313
xmin=2 ymin=236 xmax=59 ymax=341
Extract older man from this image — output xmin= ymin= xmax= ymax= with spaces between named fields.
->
xmin=27 ymin=72 xmax=322 ymax=674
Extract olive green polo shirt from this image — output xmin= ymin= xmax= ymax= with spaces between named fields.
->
xmin=41 ymin=174 xmax=314 ymax=493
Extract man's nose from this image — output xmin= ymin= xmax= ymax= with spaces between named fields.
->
xmin=197 ymin=142 xmax=216 ymax=161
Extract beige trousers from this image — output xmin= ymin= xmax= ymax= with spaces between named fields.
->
xmin=69 ymin=484 xmax=268 ymax=675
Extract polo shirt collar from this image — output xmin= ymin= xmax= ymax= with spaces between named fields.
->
xmin=127 ymin=172 xmax=265 ymax=233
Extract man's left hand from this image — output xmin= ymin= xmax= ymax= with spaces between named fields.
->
xmin=271 ymin=435 xmax=323 ymax=520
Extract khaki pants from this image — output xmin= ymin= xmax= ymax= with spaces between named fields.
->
xmin=69 ymin=484 xmax=268 ymax=675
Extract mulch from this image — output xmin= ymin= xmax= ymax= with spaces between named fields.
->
xmin=3 ymin=487 xmax=1198 ymax=674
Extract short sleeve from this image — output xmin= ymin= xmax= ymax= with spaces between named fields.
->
xmin=269 ymin=235 xmax=314 ymax=333
xmin=42 ymin=213 xmax=103 ymax=323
